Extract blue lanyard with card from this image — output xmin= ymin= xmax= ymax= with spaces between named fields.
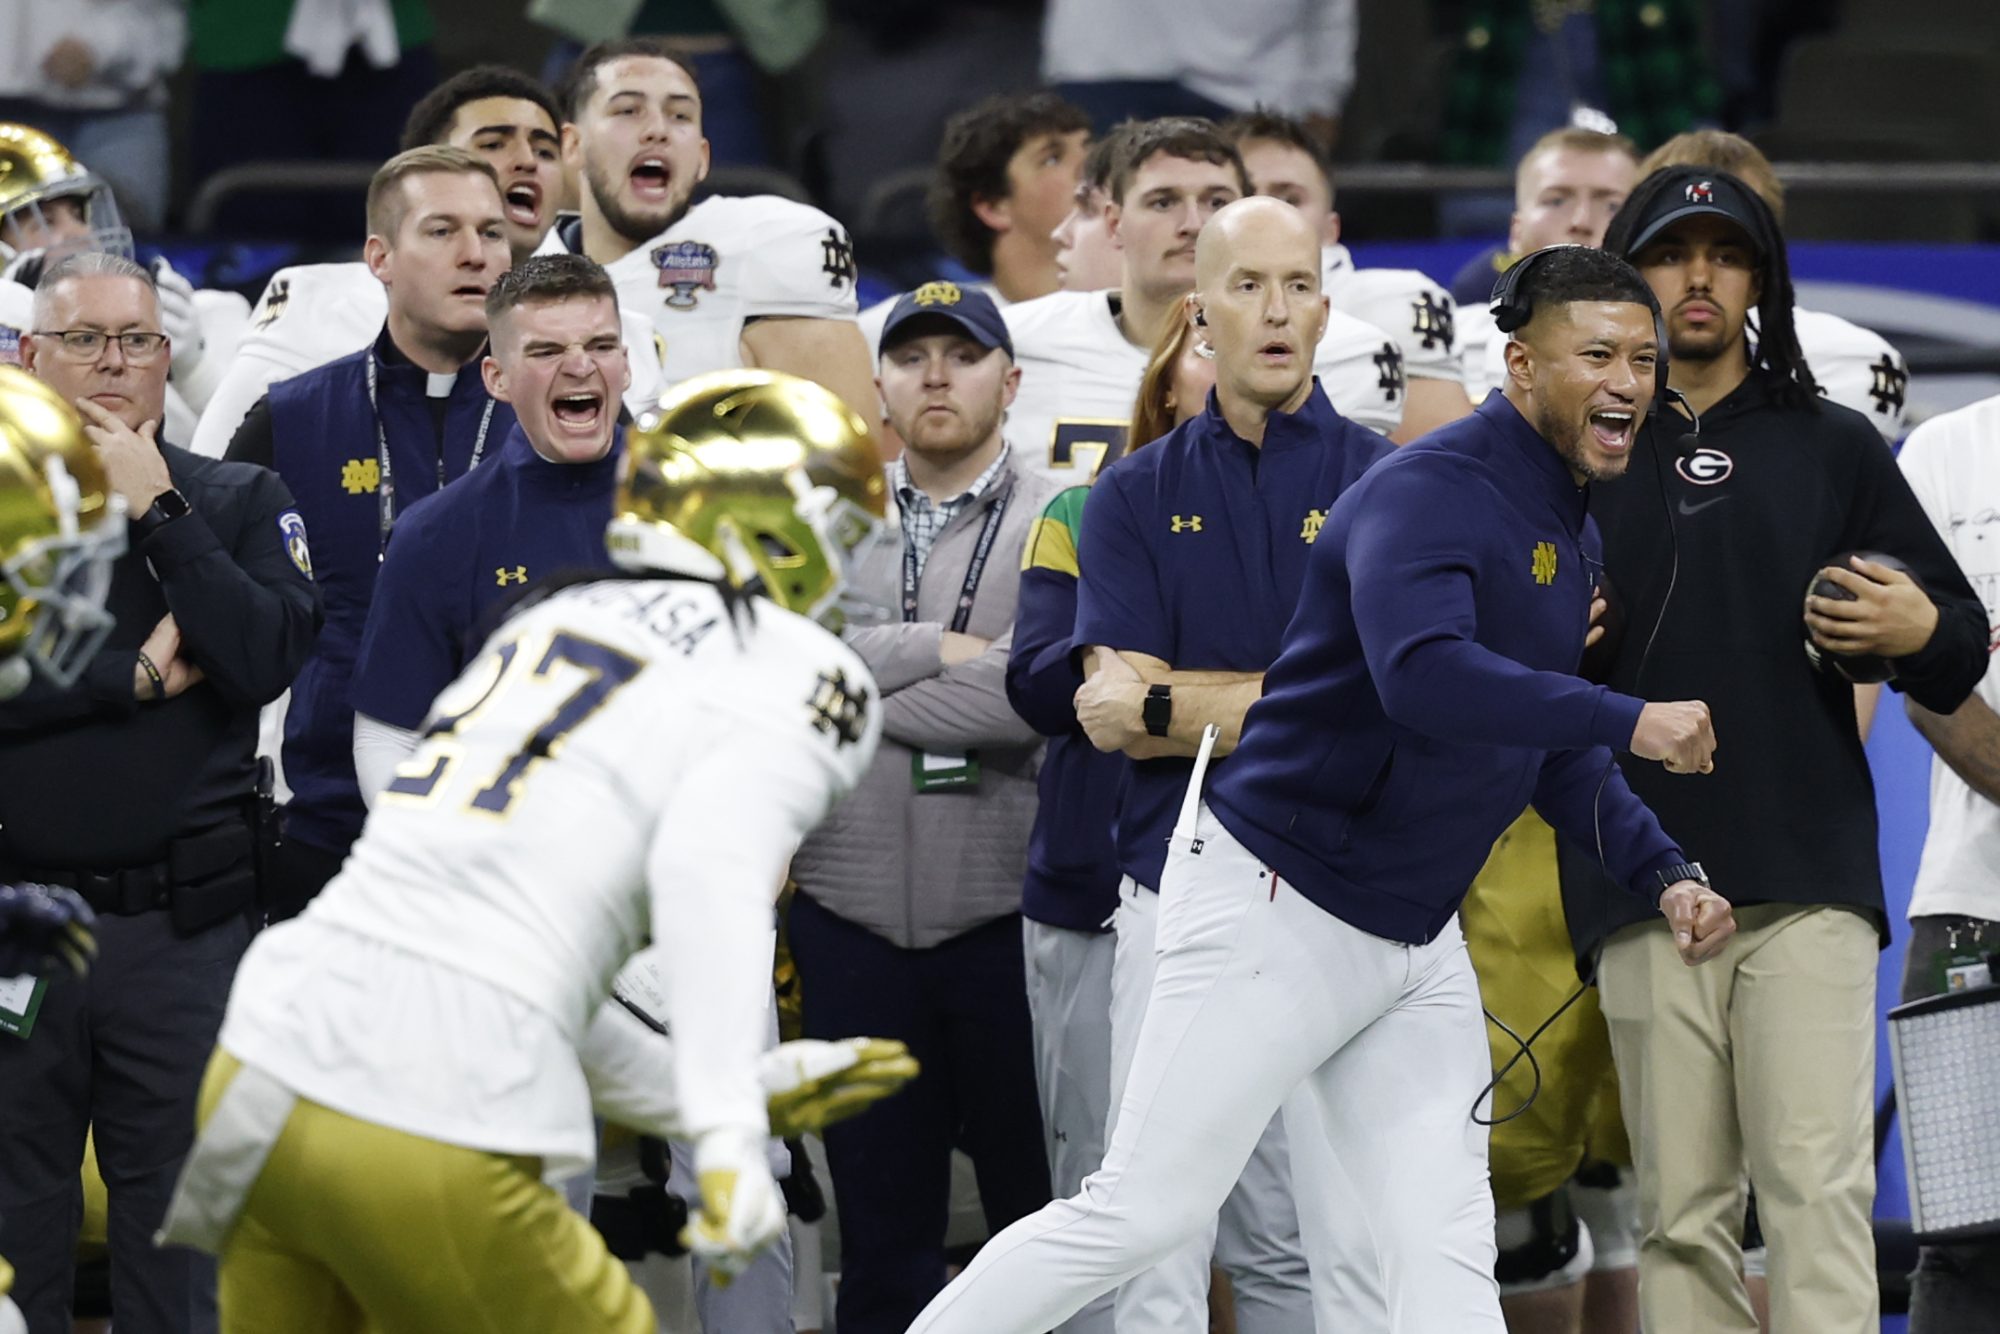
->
xmin=365 ymin=353 xmax=495 ymax=560
xmin=906 ymin=481 xmax=1012 ymax=792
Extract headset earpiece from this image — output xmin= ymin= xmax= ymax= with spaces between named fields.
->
xmin=1193 ymin=309 xmax=1207 ymax=328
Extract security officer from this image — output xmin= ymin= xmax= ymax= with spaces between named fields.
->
xmin=224 ymin=146 xmax=515 ymax=918
xmin=0 ymin=253 xmax=319 ymax=1334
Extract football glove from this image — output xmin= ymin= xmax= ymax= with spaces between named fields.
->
xmin=151 ymin=257 xmax=205 ymax=380
xmin=761 ymin=1036 xmax=919 ymax=1138
xmin=680 ymin=1126 xmax=787 ymax=1284
xmin=0 ymin=883 xmax=97 ymax=979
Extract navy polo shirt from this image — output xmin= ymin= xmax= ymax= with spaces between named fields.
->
xmin=1207 ymin=393 xmax=1685 ymax=945
xmin=351 ymin=422 xmax=624 ymax=731
xmin=1073 ymin=382 xmax=1392 ymax=893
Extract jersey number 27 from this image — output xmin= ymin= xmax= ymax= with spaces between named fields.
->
xmin=383 ymin=629 xmax=644 ymax=817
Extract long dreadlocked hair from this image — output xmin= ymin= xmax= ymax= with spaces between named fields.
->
xmin=1603 ymin=165 xmax=1820 ymax=413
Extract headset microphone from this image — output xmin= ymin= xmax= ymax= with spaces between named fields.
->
xmin=1664 ymin=386 xmax=1703 ymax=459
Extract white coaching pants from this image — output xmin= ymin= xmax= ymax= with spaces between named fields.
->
xmin=907 ymin=802 xmax=1505 ymax=1334
xmin=1111 ymin=877 xmax=1313 ymax=1333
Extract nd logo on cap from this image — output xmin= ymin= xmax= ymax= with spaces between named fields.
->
xmin=911 ymin=281 xmax=963 ymax=307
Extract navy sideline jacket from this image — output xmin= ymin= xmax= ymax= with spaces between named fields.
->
xmin=1207 ymin=392 xmax=1685 ymax=945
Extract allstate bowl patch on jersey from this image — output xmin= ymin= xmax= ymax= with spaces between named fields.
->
xmin=652 ymin=241 xmax=719 ymax=310
xmin=277 ymin=509 xmax=313 ymax=578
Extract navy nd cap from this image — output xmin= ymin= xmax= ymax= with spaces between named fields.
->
xmin=878 ymin=281 xmax=1014 ymax=359
xmin=1619 ymin=167 xmax=1768 ymax=257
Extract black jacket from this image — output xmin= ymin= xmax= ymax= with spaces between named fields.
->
xmin=1559 ymin=370 xmax=1986 ymax=962
xmin=0 ymin=444 xmax=322 ymax=868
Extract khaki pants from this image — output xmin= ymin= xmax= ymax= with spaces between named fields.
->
xmin=1599 ymin=903 xmax=1878 ymax=1334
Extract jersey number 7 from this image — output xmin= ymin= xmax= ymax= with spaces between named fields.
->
xmin=384 ymin=629 xmax=644 ymax=817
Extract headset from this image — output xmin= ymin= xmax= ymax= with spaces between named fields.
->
xmin=1473 ymin=246 xmax=1700 ymax=1126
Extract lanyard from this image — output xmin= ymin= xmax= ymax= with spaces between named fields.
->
xmin=902 ymin=480 xmax=1013 ymax=631
xmin=365 ymin=352 xmax=495 ymax=559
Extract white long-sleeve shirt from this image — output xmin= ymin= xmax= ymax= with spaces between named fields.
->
xmin=0 ymin=0 xmax=185 ymax=109
xmin=1042 ymin=0 xmax=1357 ymax=118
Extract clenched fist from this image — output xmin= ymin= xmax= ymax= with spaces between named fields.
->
xmin=1631 ymin=700 xmax=1715 ymax=775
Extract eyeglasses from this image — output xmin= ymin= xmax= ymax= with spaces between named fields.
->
xmin=33 ymin=330 xmax=169 ymax=364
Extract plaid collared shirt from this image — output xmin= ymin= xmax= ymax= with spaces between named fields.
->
xmin=894 ymin=446 xmax=1010 ymax=581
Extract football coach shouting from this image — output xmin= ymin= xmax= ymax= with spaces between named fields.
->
xmin=907 ymin=244 xmax=1734 ymax=1334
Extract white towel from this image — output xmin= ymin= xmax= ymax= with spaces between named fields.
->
xmin=283 ymin=0 xmax=401 ymax=78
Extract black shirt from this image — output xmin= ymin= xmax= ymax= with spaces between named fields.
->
xmin=0 ymin=444 xmax=321 ymax=868
xmin=1559 ymin=369 xmax=1987 ymax=959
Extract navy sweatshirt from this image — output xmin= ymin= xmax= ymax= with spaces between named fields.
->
xmin=351 ymin=423 xmax=623 ymax=731
xmin=1208 ymin=392 xmax=1685 ymax=945
xmin=1007 ymin=485 xmax=1125 ymax=932
xmin=1560 ymin=370 xmax=1987 ymax=958
xmin=1074 ymin=383 xmax=1392 ymax=893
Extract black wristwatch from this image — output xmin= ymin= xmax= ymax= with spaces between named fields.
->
xmin=1653 ymin=861 xmax=1710 ymax=898
xmin=135 ymin=487 xmax=191 ymax=540
xmin=1142 ymin=683 xmax=1173 ymax=738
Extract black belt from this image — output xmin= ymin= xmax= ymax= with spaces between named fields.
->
xmin=4 ymin=818 xmax=257 ymax=929
xmin=7 ymin=860 xmax=173 ymax=916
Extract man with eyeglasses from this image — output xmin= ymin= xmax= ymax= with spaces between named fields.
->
xmin=0 ymin=250 xmax=320 ymax=1334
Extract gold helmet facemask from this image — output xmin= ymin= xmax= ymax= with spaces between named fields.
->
xmin=0 ymin=366 xmax=127 ymax=696
xmin=0 ymin=123 xmax=133 ymax=270
xmin=609 ymin=370 xmax=888 ymax=631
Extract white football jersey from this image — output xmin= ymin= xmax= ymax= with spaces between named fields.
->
xmin=1795 ymin=306 xmax=1908 ymax=442
xmin=1323 ymin=244 xmax=1463 ymax=384
xmin=1003 ymin=287 xmax=1406 ymax=485
xmin=188 ymin=260 xmax=668 ymax=459
xmin=595 ymin=195 xmax=861 ymax=387
xmin=1897 ymin=393 xmax=2000 ymax=923
xmin=0 ymin=279 xmax=30 ymax=368
xmin=1457 ymin=303 xmax=1502 ymax=402
xmin=222 ymin=578 xmax=880 ymax=1165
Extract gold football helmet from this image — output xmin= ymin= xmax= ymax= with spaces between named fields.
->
xmin=0 ymin=365 xmax=126 ymax=693
xmin=0 ymin=123 xmax=132 ymax=266
xmin=610 ymin=370 xmax=886 ymax=629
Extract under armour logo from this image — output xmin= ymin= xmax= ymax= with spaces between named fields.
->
xmin=820 ymin=228 xmax=857 ymax=289
xmin=807 ymin=667 xmax=869 ymax=746
xmin=1411 ymin=292 xmax=1454 ymax=351
xmin=341 ymin=458 xmax=380 ymax=494
xmin=495 ymin=565 xmax=528 ymax=586
xmin=1170 ymin=514 xmax=1203 ymax=533
xmin=1373 ymin=344 xmax=1405 ymax=400
xmin=1300 ymin=509 xmax=1326 ymax=544
xmin=1869 ymin=354 xmax=1908 ymax=416
xmin=1532 ymin=541 xmax=1558 ymax=586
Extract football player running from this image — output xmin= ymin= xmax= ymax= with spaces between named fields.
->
xmin=158 ymin=370 xmax=918 ymax=1333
